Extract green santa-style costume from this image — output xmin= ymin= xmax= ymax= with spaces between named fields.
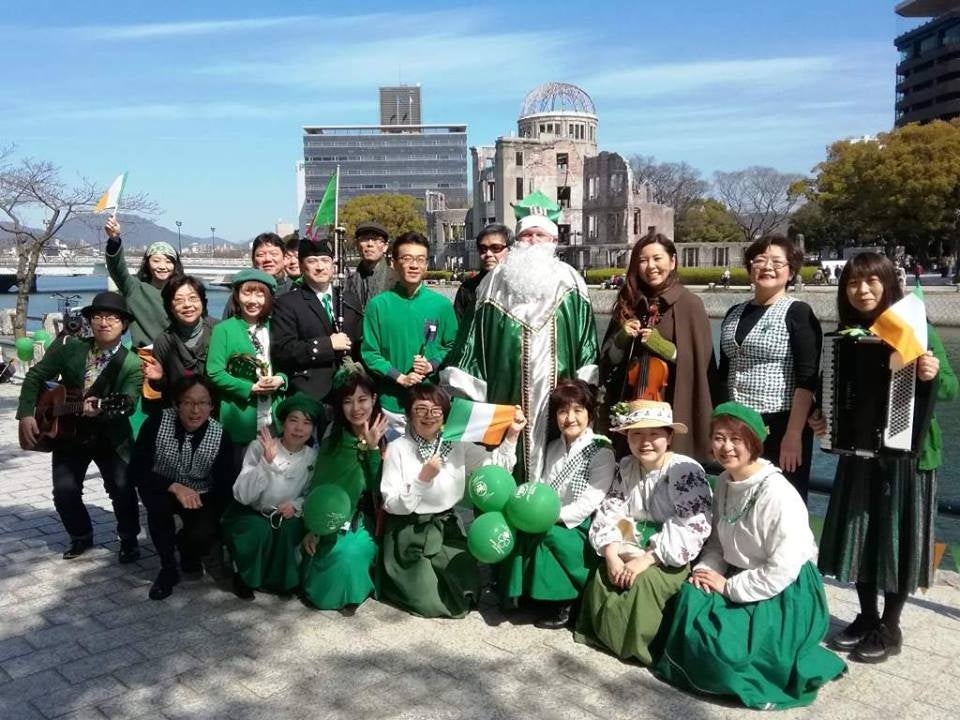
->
xmin=300 ymin=430 xmax=382 ymax=610
xmin=443 ymin=191 xmax=599 ymax=483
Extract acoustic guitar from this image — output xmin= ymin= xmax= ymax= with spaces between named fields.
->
xmin=24 ymin=384 xmax=134 ymax=453
xmin=623 ymin=304 xmax=670 ymax=402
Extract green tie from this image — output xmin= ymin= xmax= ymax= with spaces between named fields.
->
xmin=321 ymin=293 xmax=333 ymax=323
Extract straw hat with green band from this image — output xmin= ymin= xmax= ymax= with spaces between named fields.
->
xmin=711 ymin=401 xmax=769 ymax=442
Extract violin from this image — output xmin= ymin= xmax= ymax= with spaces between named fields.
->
xmin=623 ymin=304 xmax=670 ymax=402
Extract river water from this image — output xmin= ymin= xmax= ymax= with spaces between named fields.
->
xmin=6 ymin=276 xmax=960 ymax=542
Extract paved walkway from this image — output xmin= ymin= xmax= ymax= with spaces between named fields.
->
xmin=1 ymin=384 xmax=959 ymax=720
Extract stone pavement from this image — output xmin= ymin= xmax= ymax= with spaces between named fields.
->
xmin=1 ymin=384 xmax=960 ymax=720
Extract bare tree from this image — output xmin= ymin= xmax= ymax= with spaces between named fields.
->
xmin=628 ymin=155 xmax=709 ymax=216
xmin=712 ymin=166 xmax=804 ymax=242
xmin=0 ymin=150 xmax=157 ymax=338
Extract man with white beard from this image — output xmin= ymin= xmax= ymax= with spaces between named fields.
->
xmin=442 ymin=191 xmax=598 ymax=483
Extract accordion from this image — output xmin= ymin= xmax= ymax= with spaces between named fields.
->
xmin=819 ymin=332 xmax=930 ymax=458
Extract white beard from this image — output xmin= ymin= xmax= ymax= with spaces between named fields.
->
xmin=498 ymin=242 xmax=562 ymax=305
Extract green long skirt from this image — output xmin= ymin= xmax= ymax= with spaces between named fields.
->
xmin=499 ymin=520 xmax=595 ymax=602
xmin=653 ymin=563 xmax=846 ymax=710
xmin=380 ymin=511 xmax=478 ymax=619
xmin=574 ymin=562 xmax=690 ymax=666
xmin=819 ymin=456 xmax=936 ymax=594
xmin=221 ymin=502 xmax=304 ymax=594
xmin=300 ymin=513 xmax=379 ymax=610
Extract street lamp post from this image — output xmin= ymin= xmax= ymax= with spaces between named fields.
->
xmin=175 ymin=220 xmax=182 ymax=254
xmin=210 ymin=227 xmax=216 ymax=257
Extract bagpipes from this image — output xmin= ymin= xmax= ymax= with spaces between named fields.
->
xmin=332 ymin=225 xmax=346 ymax=334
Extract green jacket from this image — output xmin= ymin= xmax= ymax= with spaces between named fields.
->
xmin=919 ymin=324 xmax=958 ymax=471
xmin=17 ymin=339 xmax=143 ymax=461
xmin=360 ymin=283 xmax=458 ymax=413
xmin=206 ymin=316 xmax=287 ymax=445
xmin=106 ymin=244 xmax=169 ymax=347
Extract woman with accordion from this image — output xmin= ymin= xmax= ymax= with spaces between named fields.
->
xmin=810 ymin=252 xmax=957 ymax=664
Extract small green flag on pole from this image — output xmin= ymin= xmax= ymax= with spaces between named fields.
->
xmin=308 ymin=167 xmax=339 ymax=238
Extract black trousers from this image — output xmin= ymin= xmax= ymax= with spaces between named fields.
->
xmin=761 ymin=410 xmax=814 ymax=503
xmin=141 ymin=488 xmax=225 ymax=573
xmin=51 ymin=446 xmax=141 ymax=543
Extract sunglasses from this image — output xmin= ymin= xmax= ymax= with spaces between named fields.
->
xmin=478 ymin=244 xmax=507 ymax=255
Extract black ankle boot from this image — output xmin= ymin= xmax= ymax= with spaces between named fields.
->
xmin=232 ymin=574 xmax=255 ymax=601
xmin=149 ymin=568 xmax=180 ymax=601
xmin=829 ymin=614 xmax=879 ymax=652
xmin=534 ymin=602 xmax=573 ymax=630
xmin=62 ymin=538 xmax=93 ymax=560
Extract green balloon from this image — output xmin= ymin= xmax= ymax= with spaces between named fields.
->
xmin=466 ymin=511 xmax=515 ymax=564
xmin=467 ymin=465 xmax=516 ymax=513
xmin=504 ymin=482 xmax=562 ymax=534
xmin=33 ymin=330 xmax=52 ymax=349
xmin=303 ymin=484 xmax=352 ymax=536
xmin=15 ymin=337 xmax=35 ymax=362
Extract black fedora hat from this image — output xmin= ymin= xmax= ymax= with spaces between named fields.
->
xmin=81 ymin=292 xmax=133 ymax=321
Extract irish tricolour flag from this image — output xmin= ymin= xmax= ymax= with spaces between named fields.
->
xmin=94 ymin=172 xmax=127 ymax=215
xmin=870 ymin=288 xmax=928 ymax=367
xmin=442 ymin=398 xmax=515 ymax=445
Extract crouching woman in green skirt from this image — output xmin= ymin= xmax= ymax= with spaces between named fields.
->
xmin=500 ymin=380 xmax=616 ymax=629
xmin=380 ymin=385 xmax=526 ymax=618
xmin=575 ymin=399 xmax=712 ymax=664
xmin=222 ymin=393 xmax=321 ymax=599
xmin=301 ymin=367 xmax=388 ymax=611
xmin=653 ymin=402 xmax=845 ymax=710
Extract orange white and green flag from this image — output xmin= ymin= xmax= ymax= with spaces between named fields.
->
xmin=870 ymin=289 xmax=928 ymax=367
xmin=94 ymin=172 xmax=127 ymax=215
xmin=442 ymin=398 xmax=515 ymax=445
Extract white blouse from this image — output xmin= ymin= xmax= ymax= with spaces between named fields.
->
xmin=589 ymin=453 xmax=712 ymax=567
xmin=695 ymin=460 xmax=817 ymax=603
xmin=381 ymin=435 xmax=517 ymax=515
xmin=541 ymin=429 xmax=616 ymax=528
xmin=233 ymin=440 xmax=317 ymax=514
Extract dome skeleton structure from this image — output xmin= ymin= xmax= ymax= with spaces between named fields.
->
xmin=519 ymin=82 xmax=597 ymax=119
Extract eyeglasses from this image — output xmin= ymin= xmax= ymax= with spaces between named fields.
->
xmin=90 ymin=313 xmax=122 ymax=324
xmin=412 ymin=407 xmax=444 ymax=418
xmin=172 ymin=296 xmax=201 ymax=307
xmin=179 ymin=400 xmax=213 ymax=410
xmin=749 ymin=257 xmax=789 ymax=270
xmin=478 ymin=244 xmax=507 ymax=255
xmin=397 ymin=255 xmax=428 ymax=266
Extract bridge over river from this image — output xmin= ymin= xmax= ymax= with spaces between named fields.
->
xmin=0 ymin=256 xmax=249 ymax=292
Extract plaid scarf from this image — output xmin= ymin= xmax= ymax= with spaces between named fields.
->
xmin=152 ymin=408 xmax=223 ymax=493
xmin=410 ymin=430 xmax=454 ymax=464
xmin=549 ymin=438 xmax=607 ymax=502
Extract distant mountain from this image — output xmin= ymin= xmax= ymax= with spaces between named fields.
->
xmin=0 ymin=214 xmax=240 ymax=251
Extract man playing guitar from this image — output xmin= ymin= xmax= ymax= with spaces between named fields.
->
xmin=17 ymin=292 xmax=144 ymax=562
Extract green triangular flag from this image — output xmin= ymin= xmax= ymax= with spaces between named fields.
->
xmin=512 ymin=190 xmax=561 ymax=223
xmin=309 ymin=169 xmax=339 ymax=237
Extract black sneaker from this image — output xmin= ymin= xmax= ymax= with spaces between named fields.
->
xmin=62 ymin=538 xmax=93 ymax=560
xmin=534 ymin=603 xmax=574 ymax=630
xmin=149 ymin=569 xmax=180 ymax=601
xmin=118 ymin=540 xmax=140 ymax=564
xmin=829 ymin=614 xmax=879 ymax=652
xmin=851 ymin=624 xmax=903 ymax=664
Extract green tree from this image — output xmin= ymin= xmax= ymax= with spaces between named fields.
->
xmin=674 ymin=198 xmax=742 ymax=243
xmin=338 ymin=194 xmax=426 ymax=248
xmin=787 ymin=198 xmax=847 ymax=256
xmin=806 ymin=120 xmax=960 ymax=261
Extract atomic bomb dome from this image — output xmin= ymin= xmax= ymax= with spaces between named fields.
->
xmin=516 ymin=82 xmax=598 ymax=145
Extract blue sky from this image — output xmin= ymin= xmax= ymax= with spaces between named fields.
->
xmin=1 ymin=1 xmax=918 ymax=242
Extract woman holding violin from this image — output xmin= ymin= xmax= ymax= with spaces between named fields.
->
xmin=600 ymin=233 xmax=716 ymax=461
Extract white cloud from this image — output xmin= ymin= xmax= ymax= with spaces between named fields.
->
xmin=63 ymin=15 xmax=316 ymax=40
